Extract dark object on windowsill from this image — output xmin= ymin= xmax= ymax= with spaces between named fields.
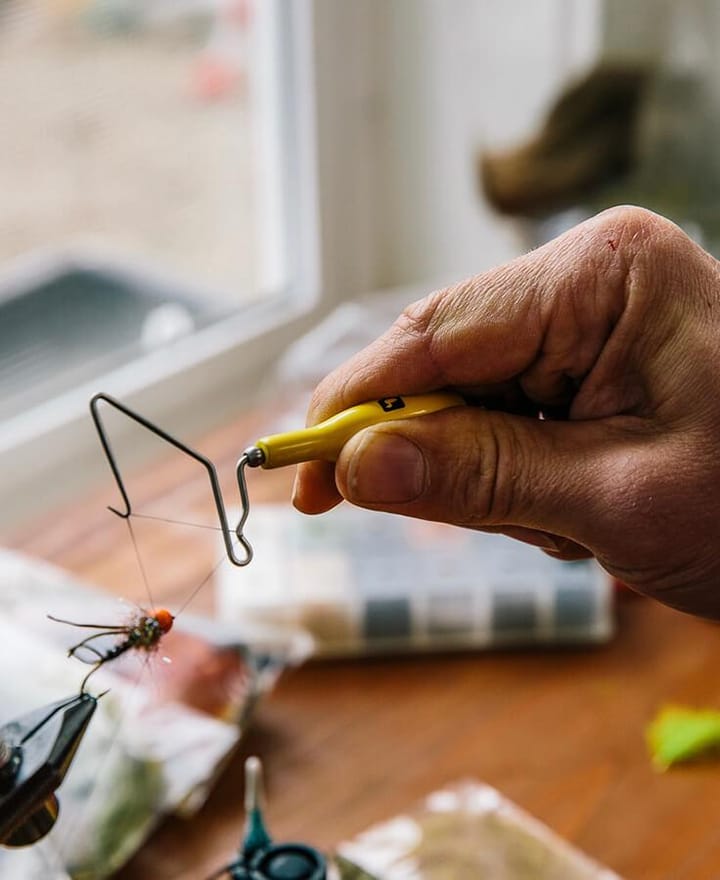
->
xmin=480 ymin=64 xmax=651 ymax=217
xmin=0 ymin=253 xmax=225 ymax=423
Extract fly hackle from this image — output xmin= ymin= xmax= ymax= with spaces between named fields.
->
xmin=89 ymin=393 xmax=254 ymax=567
xmin=49 ymin=608 xmax=176 ymax=694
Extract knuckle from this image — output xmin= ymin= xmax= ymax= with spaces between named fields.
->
xmin=395 ymin=288 xmax=446 ymax=341
xmin=392 ymin=289 xmax=456 ymax=386
xmin=448 ymin=419 xmax=520 ymax=525
xmin=396 ymin=278 xmax=482 ymax=343
xmin=580 ymin=206 xmax=706 ymax=323
xmin=595 ymin=204 xmax=668 ymax=237
xmin=594 ymin=205 xmax=690 ymax=261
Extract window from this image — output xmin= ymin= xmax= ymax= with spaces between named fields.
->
xmin=0 ymin=0 xmax=321 ymax=523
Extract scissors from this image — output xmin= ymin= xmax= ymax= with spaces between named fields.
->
xmin=90 ymin=390 xmax=466 ymax=568
xmin=0 ymin=693 xmax=97 ymax=847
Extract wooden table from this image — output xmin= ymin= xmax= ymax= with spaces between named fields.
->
xmin=8 ymin=411 xmax=720 ymax=880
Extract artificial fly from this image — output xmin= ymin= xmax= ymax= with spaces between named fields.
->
xmin=48 ymin=607 xmax=175 ymax=694
xmin=48 ymin=394 xmax=246 ymax=697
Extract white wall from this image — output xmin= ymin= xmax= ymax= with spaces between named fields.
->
xmin=310 ymin=0 xmax=603 ymax=296
xmin=375 ymin=0 xmax=602 ymax=286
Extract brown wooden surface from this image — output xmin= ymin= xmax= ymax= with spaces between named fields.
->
xmin=8 ymin=409 xmax=720 ymax=880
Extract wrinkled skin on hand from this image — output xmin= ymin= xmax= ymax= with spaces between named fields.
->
xmin=293 ymin=207 xmax=720 ymax=619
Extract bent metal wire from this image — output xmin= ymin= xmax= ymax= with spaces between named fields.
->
xmin=89 ymin=392 xmax=254 ymax=567
xmin=90 ymin=389 xmax=467 ymax=569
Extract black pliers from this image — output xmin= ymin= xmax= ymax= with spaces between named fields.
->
xmin=0 ymin=693 xmax=96 ymax=847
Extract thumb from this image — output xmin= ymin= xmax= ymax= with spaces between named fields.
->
xmin=334 ymin=407 xmax=626 ymax=549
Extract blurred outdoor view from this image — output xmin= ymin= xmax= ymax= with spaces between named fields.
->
xmin=0 ymin=0 xmax=280 ymax=421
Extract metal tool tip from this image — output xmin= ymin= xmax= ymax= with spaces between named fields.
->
xmin=243 ymin=447 xmax=266 ymax=468
xmin=244 ymin=756 xmax=264 ymax=812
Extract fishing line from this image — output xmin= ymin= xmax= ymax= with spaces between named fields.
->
xmin=129 ymin=512 xmax=224 ymax=532
xmin=125 ymin=516 xmax=155 ymax=611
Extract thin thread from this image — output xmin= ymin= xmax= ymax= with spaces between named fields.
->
xmin=175 ymin=547 xmax=231 ymax=616
xmin=130 ymin=512 xmax=223 ymax=531
xmin=127 ymin=511 xmax=231 ymax=615
xmin=126 ymin=517 xmax=154 ymax=610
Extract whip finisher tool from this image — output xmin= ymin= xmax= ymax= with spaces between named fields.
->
xmin=90 ymin=392 xmax=467 ymax=568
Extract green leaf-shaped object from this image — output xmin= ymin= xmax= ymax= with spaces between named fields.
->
xmin=647 ymin=705 xmax=720 ymax=769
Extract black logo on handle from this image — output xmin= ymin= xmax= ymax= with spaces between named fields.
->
xmin=378 ymin=397 xmax=406 ymax=412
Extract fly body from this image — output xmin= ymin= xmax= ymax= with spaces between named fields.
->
xmin=48 ymin=608 xmax=175 ymax=693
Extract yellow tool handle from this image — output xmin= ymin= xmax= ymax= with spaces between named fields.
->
xmin=252 ymin=392 xmax=466 ymax=469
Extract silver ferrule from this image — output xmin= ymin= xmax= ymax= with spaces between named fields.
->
xmin=243 ymin=446 xmax=266 ymax=468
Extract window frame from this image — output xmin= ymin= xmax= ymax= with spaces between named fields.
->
xmin=0 ymin=0 xmax=329 ymax=527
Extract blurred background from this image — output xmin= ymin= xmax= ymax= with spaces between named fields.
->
xmin=1 ymin=0 xmax=719 ymax=523
xmin=3 ymin=3 xmax=720 ymax=876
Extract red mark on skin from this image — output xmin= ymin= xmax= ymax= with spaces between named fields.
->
xmin=607 ymin=239 xmax=617 ymax=252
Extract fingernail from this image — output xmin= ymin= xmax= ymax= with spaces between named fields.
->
xmin=347 ymin=431 xmax=426 ymax=504
xmin=290 ymin=472 xmax=301 ymax=507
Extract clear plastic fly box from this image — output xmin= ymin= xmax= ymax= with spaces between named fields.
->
xmin=217 ymin=504 xmax=614 ymax=658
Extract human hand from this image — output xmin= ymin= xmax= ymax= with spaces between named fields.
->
xmin=293 ymin=207 xmax=720 ymax=618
